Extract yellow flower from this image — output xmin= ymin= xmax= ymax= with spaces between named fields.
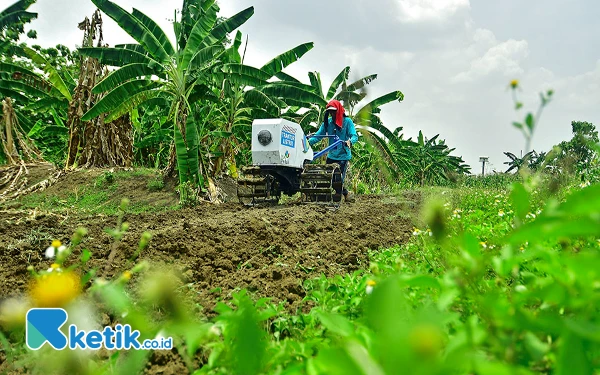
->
xmin=29 ymin=271 xmax=81 ymax=308
xmin=122 ymin=270 xmax=133 ymax=281
xmin=51 ymin=240 xmax=62 ymax=248
xmin=510 ymin=79 xmax=519 ymax=89
xmin=479 ymin=242 xmax=487 ymax=249
xmin=366 ymin=279 xmax=376 ymax=294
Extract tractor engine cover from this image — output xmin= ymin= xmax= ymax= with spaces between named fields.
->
xmin=251 ymin=119 xmax=314 ymax=169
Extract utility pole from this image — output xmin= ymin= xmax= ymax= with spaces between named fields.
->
xmin=479 ymin=156 xmax=489 ymax=177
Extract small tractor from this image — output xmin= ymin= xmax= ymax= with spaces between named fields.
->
xmin=236 ymin=118 xmax=347 ymax=206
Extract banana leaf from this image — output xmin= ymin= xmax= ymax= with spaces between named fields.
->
xmin=260 ymin=42 xmax=314 ymax=77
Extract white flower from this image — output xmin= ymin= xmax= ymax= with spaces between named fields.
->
xmin=47 ymin=264 xmax=61 ymax=273
xmin=366 ymin=280 xmax=376 ymax=295
xmin=44 ymin=241 xmax=67 ymax=259
xmin=45 ymin=246 xmax=55 ymax=259
xmin=498 ymin=210 xmax=505 ymax=217
xmin=580 ymin=181 xmax=591 ymax=188
xmin=526 ymin=212 xmax=536 ymax=219
xmin=412 ymin=228 xmax=422 ymax=236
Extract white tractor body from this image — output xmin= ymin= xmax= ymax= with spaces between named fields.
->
xmin=251 ymin=118 xmax=314 ymax=169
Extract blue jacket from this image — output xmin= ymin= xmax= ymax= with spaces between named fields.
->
xmin=308 ymin=116 xmax=359 ymax=161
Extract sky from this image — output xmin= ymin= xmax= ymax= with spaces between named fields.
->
xmin=5 ymin=0 xmax=600 ymax=173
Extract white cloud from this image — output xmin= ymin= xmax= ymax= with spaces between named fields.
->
xmin=11 ymin=0 xmax=600 ymax=174
xmin=451 ymin=37 xmax=529 ymax=83
xmin=396 ymin=0 xmax=470 ymax=23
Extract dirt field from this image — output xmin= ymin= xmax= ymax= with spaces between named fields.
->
xmin=0 ymin=164 xmax=419 ymax=313
xmin=0 ymin=164 xmax=419 ymax=373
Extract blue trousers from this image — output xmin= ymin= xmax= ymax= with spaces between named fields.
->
xmin=327 ymin=158 xmax=349 ymax=196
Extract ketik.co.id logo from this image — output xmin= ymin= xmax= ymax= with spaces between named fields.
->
xmin=26 ymin=308 xmax=172 ymax=350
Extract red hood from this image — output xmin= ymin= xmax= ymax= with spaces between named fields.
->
xmin=326 ymin=100 xmax=345 ymax=128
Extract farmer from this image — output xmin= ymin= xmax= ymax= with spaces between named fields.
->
xmin=308 ymin=99 xmax=359 ymax=202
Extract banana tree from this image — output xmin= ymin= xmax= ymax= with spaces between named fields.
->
xmin=503 ymin=150 xmax=535 ymax=173
xmin=0 ymin=45 xmax=74 ymax=164
xmin=79 ymin=0 xmax=255 ymax=192
xmin=280 ymin=66 xmax=396 ymax=132
xmin=410 ymin=131 xmax=470 ymax=186
xmin=210 ymin=34 xmax=326 ymax=176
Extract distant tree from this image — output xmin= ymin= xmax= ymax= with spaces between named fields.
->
xmin=0 ymin=0 xmax=37 ymax=53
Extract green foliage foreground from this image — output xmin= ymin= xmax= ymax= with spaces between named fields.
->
xmin=1 ymin=168 xmax=600 ymax=375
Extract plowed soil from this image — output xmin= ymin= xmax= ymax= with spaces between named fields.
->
xmin=0 ymin=164 xmax=420 ymax=374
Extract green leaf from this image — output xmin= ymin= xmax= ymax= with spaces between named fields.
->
xmin=315 ymin=341 xmax=386 ymax=375
xmin=557 ymin=183 xmax=600 ymax=216
xmin=400 ymin=274 xmax=441 ymax=289
xmin=308 ymin=71 xmax=323 ymax=97
xmin=525 ymin=113 xmax=534 ymax=131
xmin=202 ymin=6 xmax=254 ymax=47
xmin=565 ymin=319 xmax=600 ymax=342
xmin=260 ymin=42 xmax=314 ymax=78
xmin=226 ymin=30 xmax=243 ymax=63
xmin=512 ymin=122 xmax=523 ymax=130
xmin=131 ymin=8 xmax=175 ymax=56
xmin=81 ymin=79 xmax=158 ymax=121
xmin=210 ymin=131 xmax=233 ymax=138
xmin=0 ymin=78 xmax=53 ymax=99
xmin=510 ymin=182 xmax=530 ymax=222
xmin=0 ymin=5 xmax=36 ymax=33
xmin=80 ymin=249 xmax=92 ymax=263
xmin=219 ymin=63 xmax=270 ymax=87
xmin=174 ymin=112 xmax=200 ymax=186
xmin=326 ymin=66 xmax=350 ymax=100
xmin=93 ymin=63 xmax=159 ymax=94
xmin=258 ymin=82 xmax=327 ymax=107
xmin=556 ymin=332 xmax=592 ymax=375
xmin=181 ymin=2 xmax=218 ymax=69
xmin=315 ymin=311 xmax=355 ymax=338
xmin=187 ymin=45 xmax=225 ymax=71
xmin=354 ymin=91 xmax=404 ymax=123
xmin=274 ymin=71 xmax=301 ymax=83
xmin=523 ymin=332 xmax=550 ymax=361
xmin=105 ymin=90 xmax=167 ymax=123
xmin=243 ymin=89 xmax=283 ymax=113
xmin=19 ymin=46 xmax=72 ymax=101
xmin=507 ymin=216 xmax=600 ymax=245
xmin=344 ymin=73 xmax=377 ymax=93
xmin=224 ymin=297 xmax=267 ymax=375
xmin=78 ymin=47 xmax=158 ymax=67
